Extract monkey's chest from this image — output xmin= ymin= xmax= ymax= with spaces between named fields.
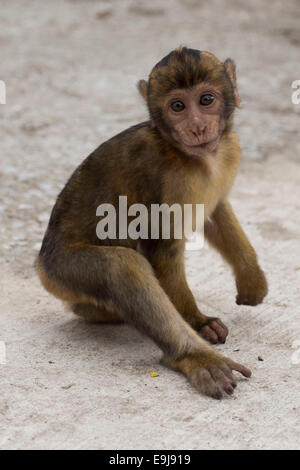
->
xmin=165 ymin=162 xmax=234 ymax=221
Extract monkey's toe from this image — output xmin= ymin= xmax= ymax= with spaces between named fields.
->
xmin=190 ymin=358 xmax=250 ymax=399
xmin=199 ymin=318 xmax=228 ymax=344
xmin=163 ymin=350 xmax=251 ymax=399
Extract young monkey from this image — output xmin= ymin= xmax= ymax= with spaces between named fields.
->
xmin=36 ymin=48 xmax=268 ymax=399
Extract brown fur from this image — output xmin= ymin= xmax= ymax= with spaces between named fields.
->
xmin=36 ymin=48 xmax=267 ymax=399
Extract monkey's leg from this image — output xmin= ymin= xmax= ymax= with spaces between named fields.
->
xmin=141 ymin=240 xmax=228 ymax=344
xmin=37 ymin=244 xmax=250 ymax=398
xmin=205 ymin=200 xmax=268 ymax=306
xmin=70 ymin=303 xmax=123 ymax=324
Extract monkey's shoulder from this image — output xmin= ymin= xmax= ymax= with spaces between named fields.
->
xmin=79 ymin=121 xmax=161 ymax=170
xmin=101 ymin=120 xmax=158 ymax=151
xmin=107 ymin=121 xmax=152 ymax=143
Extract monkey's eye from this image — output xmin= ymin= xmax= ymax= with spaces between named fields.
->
xmin=170 ymin=100 xmax=185 ymax=112
xmin=200 ymin=94 xmax=215 ymax=106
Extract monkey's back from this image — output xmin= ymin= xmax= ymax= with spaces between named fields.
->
xmin=42 ymin=122 xmax=168 ymax=249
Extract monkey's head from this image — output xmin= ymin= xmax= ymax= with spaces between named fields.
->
xmin=138 ymin=47 xmax=241 ymax=158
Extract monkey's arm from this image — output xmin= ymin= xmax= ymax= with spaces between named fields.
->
xmin=205 ymin=200 xmax=268 ymax=305
xmin=141 ymin=239 xmax=228 ymax=343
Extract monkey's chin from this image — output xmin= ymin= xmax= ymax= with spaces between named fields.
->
xmin=179 ymin=138 xmax=219 ymax=158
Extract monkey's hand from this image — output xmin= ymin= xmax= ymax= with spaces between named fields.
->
xmin=235 ymin=266 xmax=268 ymax=306
xmin=162 ymin=350 xmax=252 ymax=399
xmin=196 ymin=317 xmax=228 ymax=344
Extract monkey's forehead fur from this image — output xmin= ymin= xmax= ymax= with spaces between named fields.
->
xmin=147 ymin=47 xmax=236 ymax=119
xmin=149 ymin=47 xmax=232 ymax=98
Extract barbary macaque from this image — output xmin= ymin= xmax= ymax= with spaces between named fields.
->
xmin=36 ymin=47 xmax=268 ymax=399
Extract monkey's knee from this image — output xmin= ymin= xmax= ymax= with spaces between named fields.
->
xmin=70 ymin=303 xmax=123 ymax=324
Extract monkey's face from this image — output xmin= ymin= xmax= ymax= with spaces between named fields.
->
xmin=139 ymin=48 xmax=241 ymax=159
xmin=161 ymin=83 xmax=225 ymax=157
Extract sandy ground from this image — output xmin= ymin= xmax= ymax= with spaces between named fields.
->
xmin=0 ymin=0 xmax=300 ymax=450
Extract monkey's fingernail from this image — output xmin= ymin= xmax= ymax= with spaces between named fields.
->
xmin=213 ymin=391 xmax=223 ymax=400
xmin=226 ymin=386 xmax=234 ymax=395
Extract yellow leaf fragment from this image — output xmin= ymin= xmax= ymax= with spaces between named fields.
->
xmin=150 ymin=371 xmax=159 ymax=377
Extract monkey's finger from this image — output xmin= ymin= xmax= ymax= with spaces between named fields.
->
xmin=236 ymin=294 xmax=260 ymax=306
xmin=226 ymin=359 xmax=252 ymax=378
xmin=209 ymin=367 xmax=235 ymax=395
xmin=214 ymin=318 xmax=228 ymax=330
xmin=236 ymin=295 xmax=246 ymax=305
xmin=200 ymin=326 xmax=218 ymax=344
xmin=193 ymin=369 xmax=223 ymax=400
xmin=219 ymin=363 xmax=237 ymax=388
xmin=210 ymin=319 xmax=228 ymax=343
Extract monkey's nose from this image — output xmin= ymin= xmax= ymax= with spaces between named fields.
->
xmin=190 ymin=125 xmax=205 ymax=139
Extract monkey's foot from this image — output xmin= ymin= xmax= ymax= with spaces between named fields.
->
xmin=162 ymin=351 xmax=251 ymax=400
xmin=196 ymin=317 xmax=228 ymax=344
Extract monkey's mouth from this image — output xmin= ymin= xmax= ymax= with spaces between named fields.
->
xmin=182 ymin=137 xmax=219 ymax=154
xmin=171 ymin=129 xmax=220 ymax=155
xmin=190 ymin=141 xmax=212 ymax=148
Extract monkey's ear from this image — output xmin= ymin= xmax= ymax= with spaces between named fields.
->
xmin=137 ymin=80 xmax=148 ymax=101
xmin=224 ymin=59 xmax=241 ymax=108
